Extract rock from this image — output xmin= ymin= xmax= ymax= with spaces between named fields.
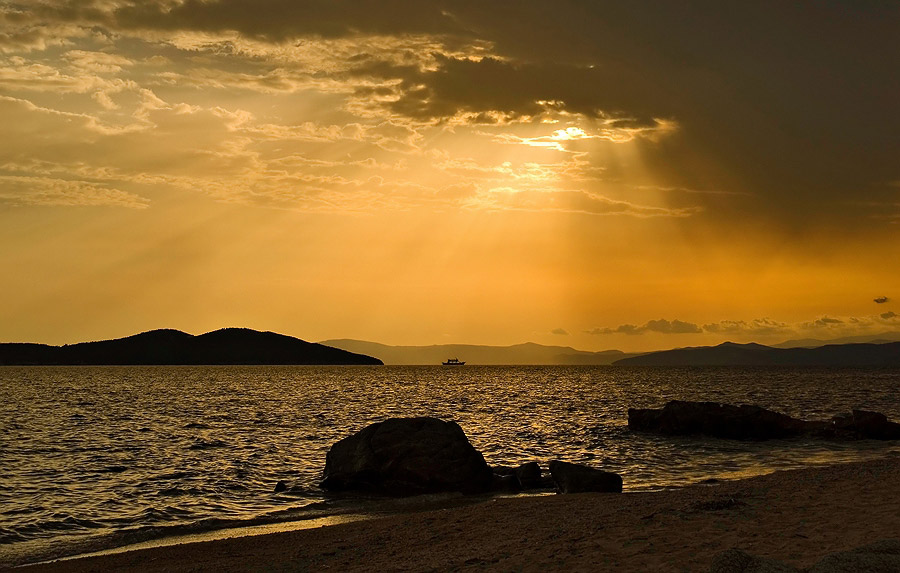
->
xmin=830 ymin=411 xmax=900 ymax=440
xmin=808 ymin=539 xmax=900 ymax=572
xmin=514 ymin=461 xmax=544 ymax=489
xmin=548 ymin=460 xmax=622 ymax=494
xmin=274 ymin=480 xmax=287 ymax=493
xmin=629 ymin=401 xmax=900 ymax=441
xmin=490 ymin=472 xmax=521 ymax=493
xmin=492 ymin=462 xmax=547 ymax=490
xmin=628 ymin=401 xmax=813 ymax=440
xmin=320 ymin=417 xmax=492 ymax=496
xmin=708 ymin=548 xmax=798 ymax=572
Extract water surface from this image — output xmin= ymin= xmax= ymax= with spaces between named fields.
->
xmin=2 ymin=365 xmax=899 ymax=565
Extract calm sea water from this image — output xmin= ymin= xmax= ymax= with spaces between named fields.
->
xmin=2 ymin=365 xmax=899 ymax=565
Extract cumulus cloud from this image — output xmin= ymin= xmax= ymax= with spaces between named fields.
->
xmin=551 ymin=328 xmax=569 ymax=336
xmin=702 ymin=318 xmax=791 ymax=335
xmin=587 ymin=318 xmax=702 ymax=335
xmin=589 ymin=314 xmax=898 ymax=339
xmin=874 ymin=296 xmax=890 ymax=304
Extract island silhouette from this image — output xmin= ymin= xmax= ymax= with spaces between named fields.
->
xmin=614 ymin=341 xmax=900 ymax=366
xmin=0 ymin=328 xmax=382 ymax=365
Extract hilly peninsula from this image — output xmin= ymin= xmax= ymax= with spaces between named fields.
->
xmin=0 ymin=328 xmax=383 ymax=366
xmin=613 ymin=341 xmax=900 ymax=367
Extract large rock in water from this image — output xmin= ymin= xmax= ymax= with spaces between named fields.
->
xmin=628 ymin=400 xmax=900 ymax=441
xmin=549 ymin=460 xmax=623 ymax=493
xmin=320 ymin=417 xmax=492 ymax=496
xmin=628 ymin=400 xmax=813 ymax=440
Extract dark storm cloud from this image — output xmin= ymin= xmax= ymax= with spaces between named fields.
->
xmin=378 ymin=55 xmax=663 ymax=124
xmin=874 ymin=296 xmax=890 ymax=304
xmin=113 ymin=0 xmax=464 ymax=40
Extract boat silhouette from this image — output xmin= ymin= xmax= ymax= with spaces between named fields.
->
xmin=442 ymin=358 xmax=465 ymax=366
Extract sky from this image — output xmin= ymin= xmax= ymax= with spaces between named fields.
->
xmin=0 ymin=1 xmax=898 ymax=352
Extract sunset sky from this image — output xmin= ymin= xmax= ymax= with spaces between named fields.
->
xmin=1 ymin=1 xmax=898 ymax=352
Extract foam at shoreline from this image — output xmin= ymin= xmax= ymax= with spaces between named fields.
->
xmin=17 ymin=455 xmax=900 ymax=572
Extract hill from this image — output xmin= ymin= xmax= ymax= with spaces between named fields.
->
xmin=319 ymin=339 xmax=642 ymax=365
xmin=613 ymin=341 xmax=900 ymax=367
xmin=0 ymin=328 xmax=382 ymax=365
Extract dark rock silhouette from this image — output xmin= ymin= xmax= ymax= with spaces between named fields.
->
xmin=548 ymin=460 xmax=623 ymax=494
xmin=829 ymin=410 xmax=900 ymax=440
xmin=0 ymin=328 xmax=382 ymax=365
xmin=614 ymin=341 xmax=900 ymax=366
xmin=274 ymin=480 xmax=287 ymax=493
xmin=490 ymin=472 xmax=522 ymax=493
xmin=320 ymin=417 xmax=493 ymax=496
xmin=492 ymin=462 xmax=552 ymax=491
xmin=512 ymin=461 xmax=546 ymax=489
xmin=628 ymin=401 xmax=812 ymax=440
xmin=629 ymin=400 xmax=900 ymax=441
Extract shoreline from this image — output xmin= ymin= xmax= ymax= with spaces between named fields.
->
xmin=13 ymin=454 xmax=900 ymax=572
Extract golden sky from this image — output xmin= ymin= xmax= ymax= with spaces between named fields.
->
xmin=1 ymin=1 xmax=898 ymax=352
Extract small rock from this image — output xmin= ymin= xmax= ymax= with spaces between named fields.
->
xmin=548 ymin=460 xmax=622 ymax=494
xmin=490 ymin=473 xmax=521 ymax=493
xmin=514 ymin=461 xmax=544 ymax=489
xmin=274 ymin=480 xmax=287 ymax=493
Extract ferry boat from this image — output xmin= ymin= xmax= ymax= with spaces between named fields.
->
xmin=442 ymin=358 xmax=465 ymax=366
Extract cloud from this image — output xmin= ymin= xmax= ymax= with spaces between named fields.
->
xmin=469 ymin=188 xmax=695 ymax=218
xmin=0 ymin=175 xmax=149 ymax=208
xmin=874 ymin=296 xmax=890 ymax=304
xmin=802 ymin=317 xmax=844 ymax=329
xmin=550 ymin=328 xmax=569 ymax=336
xmin=702 ymin=318 xmax=791 ymax=336
xmin=587 ymin=318 xmax=702 ymax=335
xmin=881 ymin=311 xmax=897 ymax=320
xmin=0 ymin=0 xmax=897 ymax=230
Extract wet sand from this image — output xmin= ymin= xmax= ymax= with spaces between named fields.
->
xmin=15 ymin=456 xmax=900 ymax=572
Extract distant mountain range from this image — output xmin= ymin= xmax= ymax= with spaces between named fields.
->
xmin=613 ymin=341 xmax=900 ymax=367
xmin=0 ymin=328 xmax=382 ymax=365
xmin=4 ymin=329 xmax=900 ymax=367
xmin=772 ymin=331 xmax=900 ymax=349
xmin=319 ymin=339 xmax=644 ymax=365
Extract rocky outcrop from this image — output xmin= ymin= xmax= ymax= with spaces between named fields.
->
xmin=628 ymin=401 xmax=900 ymax=441
xmin=548 ymin=460 xmax=622 ymax=494
xmin=320 ymin=417 xmax=493 ymax=496
xmin=628 ymin=401 xmax=811 ymax=440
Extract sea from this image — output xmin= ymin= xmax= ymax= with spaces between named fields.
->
xmin=2 ymin=365 xmax=900 ymax=566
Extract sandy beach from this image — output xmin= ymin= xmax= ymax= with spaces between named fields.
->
xmin=11 ymin=455 xmax=900 ymax=572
